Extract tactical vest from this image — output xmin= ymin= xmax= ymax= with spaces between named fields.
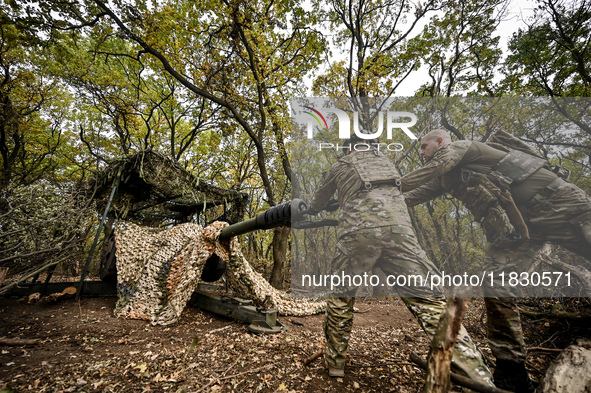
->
xmin=347 ymin=149 xmax=401 ymax=189
xmin=431 ymin=132 xmax=561 ymax=247
xmin=489 ymin=150 xmax=547 ymax=189
xmin=445 ymin=134 xmax=558 ymax=246
xmin=488 ymin=130 xmax=570 ymax=181
xmin=337 ymin=150 xmax=411 ymax=235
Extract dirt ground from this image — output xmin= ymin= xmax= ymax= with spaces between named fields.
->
xmin=0 ymin=294 xmax=564 ymax=393
xmin=0 ymin=293 xmax=485 ymax=393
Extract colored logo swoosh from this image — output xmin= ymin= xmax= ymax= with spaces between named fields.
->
xmin=303 ymin=106 xmax=329 ymax=130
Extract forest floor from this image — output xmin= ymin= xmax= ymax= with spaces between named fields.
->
xmin=0 ymin=293 xmax=576 ymax=393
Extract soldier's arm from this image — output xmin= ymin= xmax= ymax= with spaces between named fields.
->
xmin=403 ymin=179 xmax=444 ymax=207
xmin=310 ymin=162 xmax=342 ymax=212
xmin=400 ymin=144 xmax=465 ymax=192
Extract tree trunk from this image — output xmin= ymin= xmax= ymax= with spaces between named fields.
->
xmin=269 ymin=226 xmax=289 ymax=289
xmin=99 ymin=217 xmax=117 ymax=282
xmin=424 ymin=297 xmax=466 ymax=393
xmin=426 ymin=202 xmax=457 ymax=270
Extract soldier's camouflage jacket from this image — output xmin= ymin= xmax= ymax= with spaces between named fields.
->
xmin=401 ymin=140 xmax=558 ymax=206
xmin=401 ymin=139 xmax=591 ymax=256
xmin=311 ymin=149 xmax=409 ymax=238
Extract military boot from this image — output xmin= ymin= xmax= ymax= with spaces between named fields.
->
xmin=493 ymin=359 xmax=536 ymax=393
xmin=325 ymin=358 xmax=345 ymax=377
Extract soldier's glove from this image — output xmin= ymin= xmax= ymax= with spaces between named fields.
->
xmin=325 ymin=198 xmax=340 ymax=212
xmin=304 ymin=199 xmax=339 ymax=216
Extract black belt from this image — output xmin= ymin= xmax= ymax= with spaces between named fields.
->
xmin=521 ymin=177 xmax=567 ymax=209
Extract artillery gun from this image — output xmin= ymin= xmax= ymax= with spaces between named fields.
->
xmin=218 ymin=197 xmax=338 ymax=239
xmin=3 ymin=198 xmax=337 ymax=334
xmin=201 ymin=198 xmax=337 ymax=282
xmin=194 ymin=198 xmax=337 ymax=333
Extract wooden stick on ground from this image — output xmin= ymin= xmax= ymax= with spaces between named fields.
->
xmin=195 ymin=363 xmax=273 ymax=393
xmin=303 ymin=349 xmax=324 ymax=366
xmin=0 ymin=338 xmax=39 ymax=346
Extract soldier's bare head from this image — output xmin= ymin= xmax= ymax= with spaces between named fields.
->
xmin=420 ymin=129 xmax=451 ymax=161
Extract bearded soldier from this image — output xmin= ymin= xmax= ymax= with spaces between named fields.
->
xmin=401 ymin=128 xmax=591 ymax=393
xmin=307 ymin=134 xmax=495 ymax=388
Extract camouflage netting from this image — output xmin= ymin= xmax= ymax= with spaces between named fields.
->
xmin=92 ymin=150 xmax=249 ymax=225
xmin=91 ymin=150 xmax=250 ymax=282
xmin=114 ymin=221 xmax=325 ymax=326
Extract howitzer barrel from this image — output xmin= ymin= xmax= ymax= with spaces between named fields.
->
xmin=219 ymin=199 xmax=308 ymax=240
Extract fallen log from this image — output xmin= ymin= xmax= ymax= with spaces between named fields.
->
xmin=519 ymin=305 xmax=591 ymax=322
xmin=40 ymin=286 xmax=77 ymax=303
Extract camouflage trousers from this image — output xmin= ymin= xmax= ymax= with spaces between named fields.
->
xmin=520 ymin=181 xmax=591 ymax=258
xmin=324 ymin=227 xmax=494 ymax=387
xmin=484 ymin=181 xmax=591 ymax=362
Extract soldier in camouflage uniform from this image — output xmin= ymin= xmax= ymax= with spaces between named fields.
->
xmin=308 ymin=136 xmax=495 ymax=388
xmin=401 ymin=129 xmax=591 ymax=393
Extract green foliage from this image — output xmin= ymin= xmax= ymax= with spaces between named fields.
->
xmin=408 ymin=0 xmax=505 ymax=96
xmin=0 ymin=5 xmax=78 ymax=188
xmin=313 ymin=0 xmax=437 ymax=98
xmin=503 ymin=0 xmax=591 ymax=97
